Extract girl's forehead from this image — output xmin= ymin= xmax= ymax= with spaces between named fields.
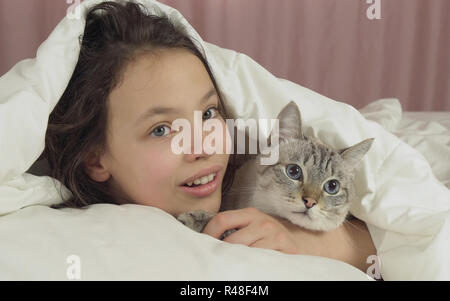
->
xmin=107 ymin=49 xmax=214 ymax=124
xmin=120 ymin=49 xmax=206 ymax=94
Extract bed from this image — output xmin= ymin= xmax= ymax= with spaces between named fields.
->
xmin=0 ymin=0 xmax=449 ymax=281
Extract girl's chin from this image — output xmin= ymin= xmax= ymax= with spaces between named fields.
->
xmin=178 ymin=194 xmax=221 ymax=215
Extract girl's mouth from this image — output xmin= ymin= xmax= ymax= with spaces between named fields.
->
xmin=179 ymin=171 xmax=221 ymax=197
xmin=184 ymin=171 xmax=216 ymax=187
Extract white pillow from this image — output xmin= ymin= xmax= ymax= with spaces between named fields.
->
xmin=0 ymin=204 xmax=369 ymax=280
xmin=0 ymin=0 xmax=449 ymax=280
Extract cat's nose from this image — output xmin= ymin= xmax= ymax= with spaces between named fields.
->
xmin=302 ymin=197 xmax=317 ymax=209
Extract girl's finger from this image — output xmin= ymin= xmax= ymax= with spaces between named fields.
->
xmin=221 ymin=221 xmax=266 ymax=246
xmin=202 ymin=208 xmax=259 ymax=238
xmin=249 ymin=238 xmax=280 ymax=252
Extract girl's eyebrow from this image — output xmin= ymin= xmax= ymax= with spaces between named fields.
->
xmin=134 ymin=87 xmax=217 ymax=127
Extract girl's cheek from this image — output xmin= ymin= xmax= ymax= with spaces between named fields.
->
xmin=142 ymin=142 xmax=178 ymax=184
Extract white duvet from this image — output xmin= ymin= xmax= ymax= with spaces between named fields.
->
xmin=360 ymin=99 xmax=450 ymax=190
xmin=0 ymin=0 xmax=449 ymax=280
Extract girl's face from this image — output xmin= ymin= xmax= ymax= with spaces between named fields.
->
xmin=85 ymin=48 xmax=230 ymax=216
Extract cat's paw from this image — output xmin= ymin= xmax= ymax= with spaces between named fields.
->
xmin=177 ymin=210 xmax=216 ymax=233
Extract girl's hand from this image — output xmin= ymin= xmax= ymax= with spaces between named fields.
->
xmin=202 ymin=207 xmax=298 ymax=255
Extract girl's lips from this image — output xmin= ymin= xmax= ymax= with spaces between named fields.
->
xmin=178 ymin=170 xmax=221 ymax=197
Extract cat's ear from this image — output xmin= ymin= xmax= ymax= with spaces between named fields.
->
xmin=339 ymin=138 xmax=374 ymax=169
xmin=268 ymin=101 xmax=303 ymax=145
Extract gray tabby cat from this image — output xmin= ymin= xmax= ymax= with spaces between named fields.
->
xmin=177 ymin=101 xmax=373 ymax=235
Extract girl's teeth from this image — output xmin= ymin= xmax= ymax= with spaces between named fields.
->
xmin=186 ymin=173 xmax=216 ymax=187
xmin=200 ymin=177 xmax=208 ymax=185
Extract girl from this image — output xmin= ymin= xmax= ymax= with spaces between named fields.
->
xmin=42 ymin=1 xmax=376 ymax=272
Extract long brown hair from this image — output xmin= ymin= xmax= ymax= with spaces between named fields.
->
xmin=42 ymin=1 xmax=237 ymax=209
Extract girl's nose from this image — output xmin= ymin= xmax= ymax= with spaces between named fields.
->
xmin=184 ymin=126 xmax=212 ymax=162
xmin=185 ymin=148 xmax=211 ymax=162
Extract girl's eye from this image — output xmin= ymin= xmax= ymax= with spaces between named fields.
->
xmin=323 ymin=179 xmax=340 ymax=195
xmin=285 ymin=164 xmax=302 ymax=180
xmin=203 ymin=107 xmax=218 ymax=120
xmin=150 ymin=125 xmax=171 ymax=137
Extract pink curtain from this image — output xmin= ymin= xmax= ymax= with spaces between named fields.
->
xmin=1 ymin=0 xmax=449 ymax=111
xmin=0 ymin=0 xmax=68 ymax=73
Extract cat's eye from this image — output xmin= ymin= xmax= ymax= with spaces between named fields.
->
xmin=285 ymin=164 xmax=303 ymax=180
xmin=150 ymin=125 xmax=171 ymax=137
xmin=323 ymin=179 xmax=340 ymax=195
